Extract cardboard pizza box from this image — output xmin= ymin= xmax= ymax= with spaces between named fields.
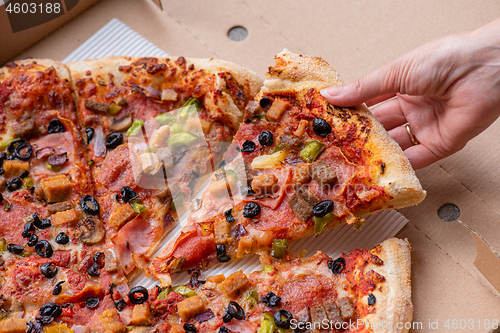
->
xmin=6 ymin=0 xmax=500 ymax=331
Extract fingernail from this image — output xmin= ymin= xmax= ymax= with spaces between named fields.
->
xmin=320 ymin=86 xmax=341 ymax=98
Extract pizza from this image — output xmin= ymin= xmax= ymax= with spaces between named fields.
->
xmin=68 ymin=56 xmax=262 ymax=274
xmin=0 ymin=56 xmax=262 ymax=328
xmin=149 ymin=50 xmax=425 ymax=285
xmin=0 ymin=51 xmax=421 ymax=333
xmin=0 ymin=237 xmax=412 ymax=333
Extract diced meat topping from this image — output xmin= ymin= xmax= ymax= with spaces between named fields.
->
xmin=294 ymin=163 xmax=311 ymax=184
xmin=108 ymin=203 xmax=137 ymax=229
xmin=213 ymin=219 xmax=231 ymax=244
xmin=40 ymin=174 xmax=72 ymax=203
xmin=218 ymin=270 xmax=249 ymax=297
xmin=47 ymin=201 xmax=73 ymax=215
xmin=51 ymin=208 xmax=79 ymax=225
xmin=99 ymin=309 xmax=126 ymax=333
xmin=310 ymin=305 xmax=328 ymax=326
xmin=267 ymin=99 xmax=289 ymax=121
xmin=338 ymin=297 xmax=355 ymax=321
xmin=251 ymin=174 xmax=278 ymax=195
xmin=278 ymin=133 xmax=302 ymax=150
xmin=312 ymin=161 xmax=338 ymax=186
xmin=0 ymin=318 xmax=26 ymax=333
xmin=296 ymin=186 xmax=320 ymax=206
xmin=13 ymin=118 xmax=38 ymax=139
xmin=325 ymin=301 xmax=343 ymax=326
xmin=288 ymin=193 xmax=312 ymax=222
xmin=177 ymin=295 xmax=206 ymax=321
xmin=3 ymin=160 xmax=29 ymax=178
xmin=130 ymin=304 xmax=153 ymax=326
xmin=236 ymin=236 xmax=253 ymax=258
xmin=85 ymin=100 xmax=109 ymax=113
xmin=293 ymin=119 xmax=309 ymax=138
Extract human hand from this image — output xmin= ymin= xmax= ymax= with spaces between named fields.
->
xmin=320 ymin=18 xmax=500 ymax=169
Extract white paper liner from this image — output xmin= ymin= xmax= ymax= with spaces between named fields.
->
xmin=61 ymin=19 xmax=409 ymax=288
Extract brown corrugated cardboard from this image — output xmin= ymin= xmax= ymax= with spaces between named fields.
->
xmin=6 ymin=0 xmax=500 ymax=331
xmin=0 ymin=0 xmax=99 ymax=65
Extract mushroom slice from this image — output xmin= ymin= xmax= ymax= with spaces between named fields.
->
xmin=108 ymin=114 xmax=133 ymax=133
xmin=75 ymin=217 xmax=105 ymax=245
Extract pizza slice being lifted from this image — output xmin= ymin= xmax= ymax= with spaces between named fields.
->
xmin=69 ymin=56 xmax=262 ymax=274
xmin=149 ymin=50 xmax=425 ymax=285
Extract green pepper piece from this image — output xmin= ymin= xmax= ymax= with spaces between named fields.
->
xmin=254 ymin=114 xmax=269 ymax=122
xmin=167 ymin=132 xmax=198 ymax=150
xmin=271 ymin=144 xmax=284 ymax=154
xmin=88 ymin=160 xmax=95 ymax=166
xmin=261 ymin=264 xmax=276 ymax=274
xmin=117 ymin=97 xmax=128 ymax=106
xmin=258 ymin=313 xmax=276 ymax=333
xmin=169 ymin=123 xmax=184 ymax=134
xmin=3 ymin=204 xmax=11 ymax=212
xmin=218 ymin=169 xmax=238 ymax=181
xmin=156 ymin=113 xmax=175 ymax=126
xmin=108 ymin=102 xmax=122 ymax=116
xmin=314 ymin=213 xmax=334 ymax=234
xmin=0 ymin=137 xmax=15 ymax=151
xmin=46 ymin=161 xmax=61 ymax=171
xmin=0 ymin=309 xmax=7 ymax=321
xmin=23 ymin=216 xmax=33 ymax=223
xmin=23 ymin=177 xmax=33 ymax=189
xmin=126 ymin=119 xmax=145 ymax=137
xmin=272 ymin=239 xmax=289 ymax=259
xmin=178 ymin=97 xmax=201 ymax=123
xmin=172 ymin=285 xmax=197 ymax=297
xmin=245 ymin=288 xmax=259 ymax=305
xmin=0 ymin=238 xmax=6 ymax=252
xmin=157 ymin=286 xmax=172 ymax=300
xmin=130 ymin=200 xmax=148 ymax=214
xmin=144 ymin=146 xmax=158 ymax=153
xmin=299 ymin=140 xmax=324 ymax=163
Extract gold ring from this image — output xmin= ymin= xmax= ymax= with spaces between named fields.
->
xmin=405 ymin=123 xmax=420 ymax=145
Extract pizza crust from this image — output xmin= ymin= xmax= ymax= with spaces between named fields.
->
xmin=68 ymin=56 xmax=263 ymax=129
xmin=0 ymin=59 xmax=71 ymax=83
xmin=260 ymin=49 xmax=426 ymax=210
xmin=364 ymin=238 xmax=413 ymax=333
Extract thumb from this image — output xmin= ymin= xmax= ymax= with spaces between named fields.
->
xmin=320 ymin=56 xmax=412 ymax=107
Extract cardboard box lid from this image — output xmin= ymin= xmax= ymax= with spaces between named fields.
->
xmin=11 ymin=0 xmax=500 ymax=330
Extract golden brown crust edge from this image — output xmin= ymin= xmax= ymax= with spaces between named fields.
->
xmin=0 ymin=59 xmax=71 ymax=83
xmin=68 ymin=56 xmax=263 ymax=130
xmin=364 ymin=238 xmax=413 ymax=333
xmin=261 ymin=49 xmax=426 ymax=209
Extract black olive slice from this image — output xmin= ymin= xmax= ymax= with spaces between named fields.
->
xmin=85 ymin=127 xmax=95 ymax=144
xmin=120 ymin=186 xmax=138 ymax=203
xmin=81 ymin=195 xmax=100 ymax=215
xmin=368 ymin=293 xmax=376 ymax=305
xmin=328 ymin=257 xmax=346 ymax=274
xmin=52 ymin=281 xmax=65 ymax=295
xmin=47 ymin=119 xmax=65 ymax=134
xmin=39 ymin=302 xmax=62 ymax=319
xmin=243 ymin=202 xmax=261 ymax=218
xmin=261 ymin=291 xmax=281 ymax=307
xmin=258 ymin=131 xmax=274 ymax=146
xmin=114 ymin=299 xmax=126 ymax=311
xmin=14 ymin=142 xmax=32 ymax=160
xmin=6 ymin=177 xmax=22 ymax=191
xmin=105 ymin=132 xmax=123 ymax=149
xmin=224 ymin=209 xmax=235 ymax=223
xmin=312 ymin=200 xmax=334 ymax=217
xmin=240 ymin=140 xmax=256 ymax=152
xmin=35 ymin=218 xmax=52 ymax=230
xmin=34 ymin=240 xmax=54 ymax=258
xmin=55 ymin=232 xmax=70 ymax=245
xmin=85 ymin=297 xmax=100 ymax=309
xmin=274 ymin=310 xmax=293 ymax=329
xmin=7 ymin=244 xmax=24 ymax=255
xmin=7 ymin=139 xmax=24 ymax=155
xmin=222 ymin=312 xmax=232 ymax=323
xmin=216 ymin=244 xmax=231 ymax=263
xmin=259 ymin=97 xmax=272 ymax=109
xmin=128 ymin=286 xmax=149 ymax=305
xmin=312 ymin=118 xmax=332 ymax=137
xmin=227 ymin=301 xmax=245 ymax=320
xmin=20 ymin=170 xmax=29 ymax=178
xmin=40 ymin=262 xmax=58 ymax=278
xmin=219 ymin=326 xmax=229 ymax=333
xmin=88 ymin=263 xmax=100 ymax=277
xmin=183 ymin=324 xmax=196 ymax=333
xmin=27 ymin=234 xmax=38 ymax=247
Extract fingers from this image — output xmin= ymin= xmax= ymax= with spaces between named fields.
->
xmin=365 ymin=94 xmax=397 ymax=107
xmin=404 ymin=144 xmax=441 ymax=170
xmin=320 ymin=58 xmax=406 ymax=106
xmin=370 ymin=97 xmax=407 ymax=131
xmin=388 ymin=126 xmax=415 ymax=151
